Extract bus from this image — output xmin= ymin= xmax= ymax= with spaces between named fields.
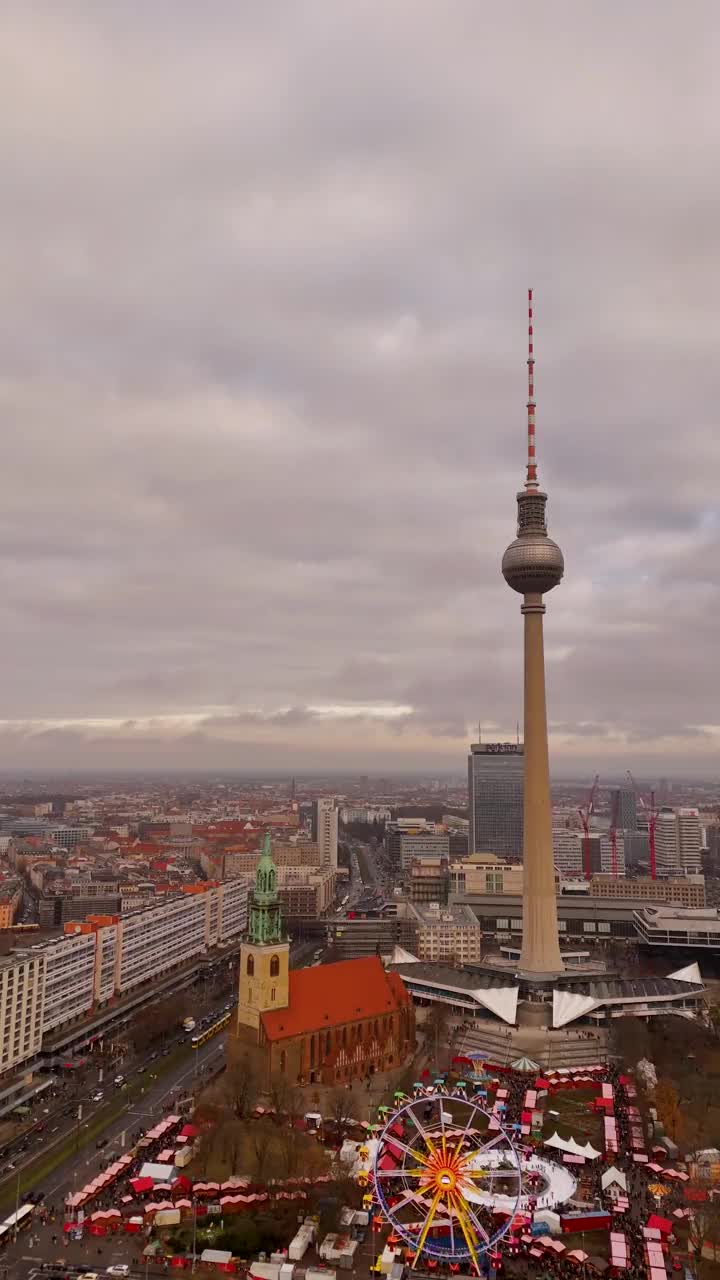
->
xmin=190 ymin=1009 xmax=232 ymax=1050
xmin=0 ymin=1204 xmax=35 ymax=1244
xmin=182 ymin=1017 xmax=196 ymax=1033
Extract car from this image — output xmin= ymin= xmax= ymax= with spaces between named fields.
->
xmin=96 ymin=1137 xmax=109 ymax=1149
xmin=106 ymin=1267 xmax=130 ymax=1276
xmin=78 ymin=1273 xmax=100 ymax=1280
xmin=113 ymin=1075 xmax=125 ymax=1087
xmin=137 ymin=1065 xmax=146 ymax=1074
xmin=91 ymin=1091 xmax=104 ymax=1103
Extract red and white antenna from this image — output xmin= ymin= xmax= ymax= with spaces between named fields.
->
xmin=526 ymin=287 xmax=538 ymax=491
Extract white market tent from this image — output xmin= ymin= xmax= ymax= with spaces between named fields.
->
xmin=139 ymin=1161 xmax=176 ymax=1182
xmin=602 ymin=1167 xmax=628 ymax=1192
xmin=544 ymin=1132 xmax=602 ymax=1160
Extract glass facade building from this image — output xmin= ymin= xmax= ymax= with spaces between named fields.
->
xmin=467 ymin=742 xmax=523 ymax=859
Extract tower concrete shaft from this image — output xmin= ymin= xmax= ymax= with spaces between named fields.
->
xmin=519 ymin=594 xmax=563 ymax=975
xmin=501 ymin=290 xmax=564 ymax=979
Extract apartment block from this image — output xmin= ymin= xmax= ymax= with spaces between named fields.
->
xmin=451 ymin=856 xmax=524 ymax=896
xmin=590 ymin=875 xmax=705 ymax=908
xmin=405 ymin=902 xmax=482 ymax=966
xmin=311 ymin=799 xmax=338 ymax=869
xmin=0 ymin=952 xmax=44 ymax=1075
xmin=42 ymin=931 xmax=97 ymax=1032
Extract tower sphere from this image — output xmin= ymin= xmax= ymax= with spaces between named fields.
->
xmin=502 ymin=530 xmax=564 ymax=596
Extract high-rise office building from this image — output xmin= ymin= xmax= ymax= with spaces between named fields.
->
xmin=311 ymin=797 xmax=338 ymax=869
xmin=655 ymin=807 xmax=702 ymax=877
xmin=467 ymin=743 xmax=523 ymax=859
xmin=612 ymin=786 xmax=638 ymax=832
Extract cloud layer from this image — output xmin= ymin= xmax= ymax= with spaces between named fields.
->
xmin=1 ymin=1 xmax=718 ymax=775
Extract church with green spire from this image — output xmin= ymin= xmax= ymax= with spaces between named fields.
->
xmin=248 ymin=832 xmax=283 ymax=945
xmin=236 ymin=833 xmax=289 ymax=1034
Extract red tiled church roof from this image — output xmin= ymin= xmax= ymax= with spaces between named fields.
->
xmin=261 ymin=956 xmax=410 ymax=1043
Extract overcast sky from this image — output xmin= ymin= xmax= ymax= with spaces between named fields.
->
xmin=1 ymin=2 xmax=718 ymax=777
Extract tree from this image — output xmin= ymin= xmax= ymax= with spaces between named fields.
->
xmin=611 ymin=1016 xmax=651 ymax=1070
xmin=220 ymin=1118 xmax=248 ymax=1173
xmin=250 ymin=1125 xmax=274 ymax=1182
xmin=425 ymin=1003 xmax=450 ymax=1066
xmin=326 ymin=1088 xmax=357 ymax=1147
xmin=268 ymin=1072 xmax=302 ymax=1122
xmin=130 ymin=993 xmax=189 ymax=1052
xmin=276 ymin=1126 xmax=304 ymax=1178
xmin=654 ymin=1078 xmax=683 ymax=1141
xmin=686 ymin=1186 xmax=720 ymax=1280
xmin=223 ymin=1054 xmax=259 ymax=1120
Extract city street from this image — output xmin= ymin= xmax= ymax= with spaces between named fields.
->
xmin=0 ymin=1035 xmax=227 ymax=1278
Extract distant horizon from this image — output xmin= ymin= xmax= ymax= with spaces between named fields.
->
xmin=0 ymin=765 xmax=714 ymax=786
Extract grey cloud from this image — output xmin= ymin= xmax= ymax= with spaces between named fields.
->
xmin=0 ymin=1 xmax=718 ymax=773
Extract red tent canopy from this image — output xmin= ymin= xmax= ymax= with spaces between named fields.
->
xmin=130 ymin=1177 xmax=154 ymax=1194
xmin=647 ymin=1215 xmax=672 ymax=1235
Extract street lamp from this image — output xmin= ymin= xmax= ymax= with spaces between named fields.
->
xmin=191 ymin=1197 xmax=198 ymax=1273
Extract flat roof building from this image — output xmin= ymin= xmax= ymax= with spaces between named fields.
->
xmin=467 ymin=742 xmax=523 ymax=860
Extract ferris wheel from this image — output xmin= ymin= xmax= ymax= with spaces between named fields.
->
xmin=372 ymin=1091 xmax=522 ymax=1273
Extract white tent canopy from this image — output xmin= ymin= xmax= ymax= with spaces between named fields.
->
xmin=602 ymin=1167 xmax=628 ymax=1191
xmin=544 ymin=1131 xmax=602 ymax=1160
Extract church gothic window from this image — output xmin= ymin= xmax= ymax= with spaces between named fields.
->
xmin=270 ymin=954 xmax=280 ymax=977
xmin=246 ymin=954 xmax=254 ymax=976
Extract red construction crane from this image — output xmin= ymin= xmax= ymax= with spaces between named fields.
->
xmin=626 ymin=770 xmax=657 ymax=879
xmin=578 ymin=774 xmax=600 ymax=881
xmin=609 ymin=788 xmax=620 ymax=878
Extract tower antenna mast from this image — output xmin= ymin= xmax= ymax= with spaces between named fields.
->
xmin=526 ymin=288 xmax=538 ymax=492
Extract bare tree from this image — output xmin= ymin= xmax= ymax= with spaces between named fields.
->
xmin=687 ymin=1186 xmax=720 ymax=1280
xmin=250 ymin=1125 xmax=274 ymax=1183
xmin=268 ymin=1072 xmax=302 ymax=1122
xmin=326 ymin=1088 xmax=357 ymax=1147
xmin=221 ymin=1118 xmax=248 ymax=1173
xmin=424 ymin=1003 xmax=450 ymax=1065
xmin=224 ymin=1054 xmax=260 ymax=1120
xmin=276 ymin=1127 xmax=304 ymax=1179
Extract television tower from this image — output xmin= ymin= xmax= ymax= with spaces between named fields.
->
xmin=502 ymin=290 xmax=564 ymax=977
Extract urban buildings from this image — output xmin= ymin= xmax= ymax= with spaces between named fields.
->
xmin=612 ymin=786 xmax=638 ymax=832
xmin=408 ymin=858 xmax=449 ymax=905
xmin=0 ymin=951 xmax=44 ymax=1075
xmin=231 ymin=838 xmax=414 ymax=1084
xmin=655 ymin=808 xmax=703 ymax=877
xmin=589 ymin=875 xmax=705 ymax=908
xmin=311 ymin=798 xmax=339 ymax=869
xmin=385 ymin=820 xmax=450 ymax=870
xmin=0 ymin=877 xmax=248 ymax=1077
xmin=403 ymin=902 xmax=482 ymax=965
xmin=552 ymin=830 xmax=626 ymax=878
xmin=633 ymin=907 xmax=720 ymax=951
xmin=275 ymin=865 xmax=336 ymax=918
xmin=467 ymin=742 xmax=523 ymax=859
xmin=450 ymin=854 xmax=523 ymax=896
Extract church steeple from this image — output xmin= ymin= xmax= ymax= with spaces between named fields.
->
xmin=248 ymin=832 xmax=283 ymax=945
xmin=236 ymin=832 xmax=289 ymax=1037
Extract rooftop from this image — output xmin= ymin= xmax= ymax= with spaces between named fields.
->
xmin=260 ymin=956 xmax=410 ymax=1042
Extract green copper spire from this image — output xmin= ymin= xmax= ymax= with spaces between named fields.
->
xmin=248 ymin=832 xmax=283 ymax=945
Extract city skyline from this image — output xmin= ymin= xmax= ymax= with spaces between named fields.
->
xmin=2 ymin=4 xmax=719 ymax=774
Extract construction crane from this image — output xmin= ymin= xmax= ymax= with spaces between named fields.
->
xmin=609 ymin=788 xmax=620 ymax=878
xmin=626 ymin=770 xmax=657 ymax=879
xmin=578 ymin=774 xmax=600 ymax=881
